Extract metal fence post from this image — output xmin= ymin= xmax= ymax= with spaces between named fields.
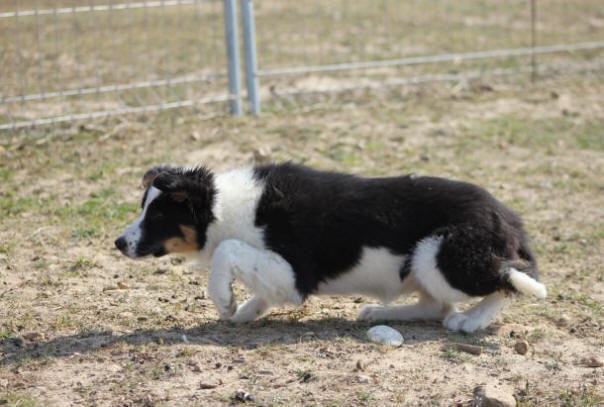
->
xmin=240 ymin=0 xmax=260 ymax=114
xmin=223 ymin=0 xmax=242 ymax=115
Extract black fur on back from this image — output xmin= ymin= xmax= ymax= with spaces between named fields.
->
xmin=253 ymin=162 xmax=538 ymax=298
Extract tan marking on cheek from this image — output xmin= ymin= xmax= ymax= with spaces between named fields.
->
xmin=163 ymin=225 xmax=199 ymax=254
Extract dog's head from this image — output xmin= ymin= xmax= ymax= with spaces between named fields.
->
xmin=115 ymin=165 xmax=216 ymax=258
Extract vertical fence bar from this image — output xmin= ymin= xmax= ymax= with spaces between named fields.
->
xmin=223 ymin=0 xmax=242 ymax=115
xmin=240 ymin=0 xmax=259 ymax=114
xmin=530 ymin=0 xmax=537 ymax=82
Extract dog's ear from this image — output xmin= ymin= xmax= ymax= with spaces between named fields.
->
xmin=152 ymin=167 xmax=215 ymax=221
xmin=152 ymin=172 xmax=189 ymax=202
xmin=142 ymin=164 xmax=174 ymax=189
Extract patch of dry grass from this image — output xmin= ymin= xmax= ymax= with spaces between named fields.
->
xmin=1 ymin=1 xmax=603 ymax=405
xmin=0 ymin=69 xmax=603 ymax=405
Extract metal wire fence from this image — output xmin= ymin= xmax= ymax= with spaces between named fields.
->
xmin=0 ymin=0 xmax=231 ymax=130
xmin=248 ymin=0 xmax=603 ymax=111
xmin=1 ymin=0 xmax=603 ymax=130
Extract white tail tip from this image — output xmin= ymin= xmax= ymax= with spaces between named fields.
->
xmin=509 ymin=268 xmax=547 ymax=299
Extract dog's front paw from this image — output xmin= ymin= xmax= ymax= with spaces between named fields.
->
xmin=357 ymin=304 xmax=386 ymax=321
xmin=443 ymin=311 xmax=480 ymax=333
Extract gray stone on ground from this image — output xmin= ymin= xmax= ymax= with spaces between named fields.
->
xmin=367 ymin=325 xmax=404 ymax=347
xmin=473 ymin=384 xmax=516 ymax=407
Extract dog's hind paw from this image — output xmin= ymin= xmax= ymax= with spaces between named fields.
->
xmin=357 ymin=304 xmax=386 ymax=321
xmin=215 ymin=295 xmax=238 ymax=321
xmin=443 ymin=311 xmax=480 ymax=333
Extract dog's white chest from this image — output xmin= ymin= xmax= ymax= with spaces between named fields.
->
xmin=316 ymin=247 xmax=407 ymax=304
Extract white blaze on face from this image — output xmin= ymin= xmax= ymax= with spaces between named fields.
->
xmin=119 ymin=186 xmax=161 ymax=258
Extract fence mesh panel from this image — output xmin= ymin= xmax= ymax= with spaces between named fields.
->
xmin=1 ymin=0 xmax=602 ymax=128
xmin=252 ymin=0 xmax=603 ymax=100
xmin=0 ymin=0 xmax=229 ymax=130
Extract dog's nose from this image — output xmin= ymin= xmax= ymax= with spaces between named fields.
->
xmin=115 ymin=236 xmax=127 ymax=252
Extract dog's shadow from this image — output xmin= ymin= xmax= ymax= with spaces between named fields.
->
xmin=0 ymin=318 xmax=495 ymax=366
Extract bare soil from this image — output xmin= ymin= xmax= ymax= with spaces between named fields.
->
xmin=0 ymin=73 xmax=603 ymax=406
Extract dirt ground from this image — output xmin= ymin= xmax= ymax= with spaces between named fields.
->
xmin=1 ymin=71 xmax=603 ymax=406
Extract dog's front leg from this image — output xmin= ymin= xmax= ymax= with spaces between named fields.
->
xmin=208 ymin=241 xmax=240 ymax=319
xmin=208 ymin=239 xmax=303 ymax=322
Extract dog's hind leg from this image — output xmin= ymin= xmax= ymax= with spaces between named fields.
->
xmin=209 ymin=239 xmax=303 ymax=322
xmin=357 ymin=291 xmax=454 ymax=322
xmin=443 ymin=291 xmax=508 ymax=333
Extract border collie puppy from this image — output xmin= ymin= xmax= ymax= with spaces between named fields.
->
xmin=115 ymin=162 xmax=546 ymax=333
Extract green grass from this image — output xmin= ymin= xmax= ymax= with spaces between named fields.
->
xmin=518 ymin=386 xmax=603 ymax=407
xmin=469 ymin=115 xmax=604 ymax=150
xmin=440 ymin=347 xmax=473 ymax=364
xmin=0 ymin=393 xmax=37 ymax=407
xmin=558 ymin=386 xmax=603 ymax=407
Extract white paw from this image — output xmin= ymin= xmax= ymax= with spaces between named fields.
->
xmin=357 ymin=304 xmax=386 ymax=321
xmin=443 ymin=311 xmax=481 ymax=333
xmin=229 ymin=310 xmax=256 ymax=323
xmin=229 ymin=303 xmax=259 ymax=323
xmin=214 ymin=296 xmax=237 ymax=320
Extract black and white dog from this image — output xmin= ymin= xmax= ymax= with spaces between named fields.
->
xmin=115 ymin=162 xmax=546 ymax=333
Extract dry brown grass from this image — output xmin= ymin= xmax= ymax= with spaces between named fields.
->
xmin=1 ymin=1 xmax=603 ymax=405
xmin=1 ymin=69 xmax=603 ymax=405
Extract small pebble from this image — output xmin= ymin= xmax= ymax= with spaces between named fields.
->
xmin=556 ymin=314 xmax=570 ymax=327
xmin=367 ymin=325 xmax=404 ymax=347
xmin=300 ymin=371 xmax=313 ymax=383
xmin=487 ymin=323 xmax=528 ymax=337
xmin=473 ymin=384 xmax=516 ymax=407
xmin=514 ymin=340 xmax=529 ymax=355
xmin=581 ymin=356 xmax=603 ymax=368
xmin=234 ymin=390 xmax=255 ymax=402
xmin=356 ymin=375 xmax=370 ymax=384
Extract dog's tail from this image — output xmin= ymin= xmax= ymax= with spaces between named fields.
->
xmin=502 ymin=262 xmax=547 ymax=298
